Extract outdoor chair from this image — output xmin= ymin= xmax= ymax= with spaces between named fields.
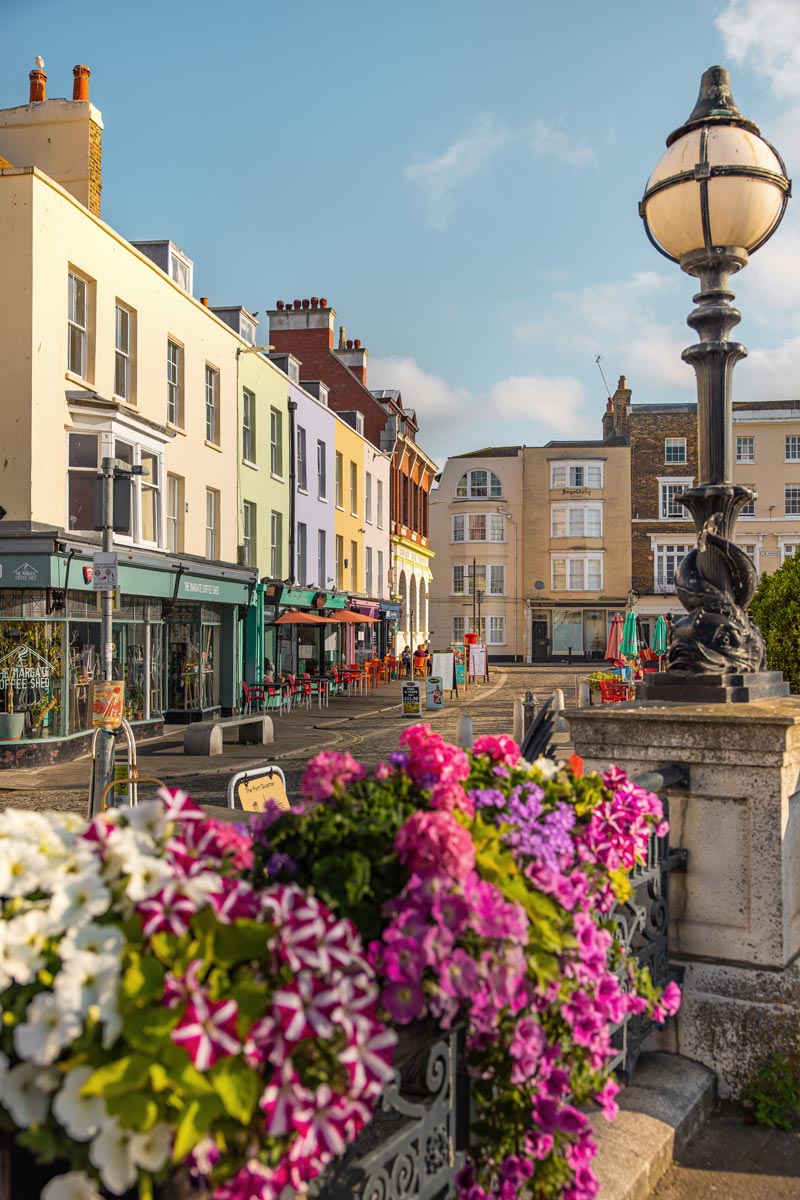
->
xmin=242 ymin=682 xmax=265 ymax=713
xmin=285 ymin=674 xmax=312 ymax=710
xmin=264 ymin=681 xmax=290 ymax=715
xmin=599 ymin=680 xmax=632 ymax=704
xmin=302 ymin=672 xmax=329 ymax=708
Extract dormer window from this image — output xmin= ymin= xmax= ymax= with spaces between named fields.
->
xmin=240 ymin=315 xmax=256 ymax=346
xmin=455 ymin=469 xmax=503 ymax=499
xmin=169 ymin=250 xmax=192 ymax=293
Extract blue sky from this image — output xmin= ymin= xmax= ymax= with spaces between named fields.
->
xmin=3 ymin=0 xmax=800 ymax=462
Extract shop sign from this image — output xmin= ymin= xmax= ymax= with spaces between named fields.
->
xmin=13 ymin=563 xmax=38 ymax=582
xmin=401 ymin=682 xmax=423 ymax=716
xmin=92 ymin=681 xmax=125 ymax=729
xmin=0 ymin=645 xmax=52 ymax=692
xmin=561 ymin=488 xmax=592 ymax=496
xmin=182 ymin=580 xmax=221 ymax=597
xmin=92 ymin=553 xmax=118 ymax=590
xmin=227 ymin=766 xmax=290 ymax=813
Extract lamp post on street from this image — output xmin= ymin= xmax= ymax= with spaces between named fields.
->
xmin=639 ymin=65 xmax=791 ymax=702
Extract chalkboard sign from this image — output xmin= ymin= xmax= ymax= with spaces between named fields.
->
xmin=402 ymin=681 xmax=423 ymax=716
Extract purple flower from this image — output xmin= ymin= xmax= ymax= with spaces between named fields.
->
xmin=265 ymin=851 xmax=296 ymax=878
xmin=381 ymin=979 xmax=425 ymax=1024
xmin=383 ymin=937 xmax=426 ymax=983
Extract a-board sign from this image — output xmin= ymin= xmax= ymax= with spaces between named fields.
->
xmin=227 ymin=766 xmax=291 ymax=813
xmin=452 ymin=644 xmax=467 ymax=685
xmin=402 ymin=681 xmax=423 ymax=716
xmin=92 ymin=681 xmax=125 ymax=729
xmin=469 ymin=643 xmax=487 ymax=679
xmin=431 ymin=653 xmax=454 ymax=691
xmin=426 ymin=676 xmax=444 ymax=710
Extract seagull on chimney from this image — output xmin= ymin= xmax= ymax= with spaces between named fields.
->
xmin=35 ymin=56 xmax=44 ymax=69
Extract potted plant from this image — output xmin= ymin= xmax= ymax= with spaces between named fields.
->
xmin=586 ymin=669 xmax=622 ymax=704
xmin=26 ymin=695 xmax=57 ymax=738
xmin=0 ymin=631 xmax=25 ymax=741
xmin=127 ymin=681 xmax=145 ymax=720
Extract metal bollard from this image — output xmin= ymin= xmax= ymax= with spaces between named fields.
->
xmin=456 ymin=714 xmax=474 ymax=749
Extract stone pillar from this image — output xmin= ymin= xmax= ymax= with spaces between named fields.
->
xmin=567 ymin=698 xmax=800 ymax=1097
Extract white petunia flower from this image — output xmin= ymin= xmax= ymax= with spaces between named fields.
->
xmin=119 ymin=800 xmax=167 ymax=842
xmin=0 ymin=841 xmax=42 ymax=897
xmin=42 ymin=1171 xmax=104 ymax=1200
xmin=1 ymin=1060 xmax=57 ymax=1127
xmin=532 ymin=756 xmax=560 ymax=780
xmin=52 ymin=1065 xmax=107 ymax=1141
xmin=89 ymin=1117 xmax=138 ymax=1195
xmin=59 ymin=922 xmax=125 ymax=960
xmin=3 ymin=908 xmax=57 ymax=983
xmin=54 ymin=950 xmax=120 ymax=1016
xmin=48 ymin=871 xmax=111 ymax=930
xmin=118 ymin=853 xmax=173 ymax=903
xmin=0 ymin=810 xmax=53 ymax=842
xmin=130 ymin=1123 xmax=172 ymax=1172
xmin=14 ymin=991 xmax=83 ymax=1065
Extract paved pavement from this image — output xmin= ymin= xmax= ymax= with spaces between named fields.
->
xmin=0 ymin=663 xmax=584 ymax=813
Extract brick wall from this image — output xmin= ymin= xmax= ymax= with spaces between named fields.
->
xmin=88 ymin=118 xmax=102 ymax=217
xmin=628 ymin=408 xmax=698 ymax=592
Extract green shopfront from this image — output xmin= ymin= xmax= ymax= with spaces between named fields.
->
xmin=258 ymin=584 xmax=346 ymax=679
xmin=0 ymin=542 xmax=258 ymax=765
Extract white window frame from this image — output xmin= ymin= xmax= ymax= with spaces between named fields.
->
xmin=454 ymin=469 xmax=503 ymax=499
xmin=206 ymin=489 xmax=218 ymax=559
xmin=335 ymin=453 xmax=343 ymax=508
xmin=785 ymin=486 xmax=800 ymax=516
xmin=452 ymin=514 xmax=465 ymax=543
xmin=377 ymin=549 xmax=384 ymax=598
xmin=780 ymin=539 xmax=798 ymax=564
xmin=114 ymin=303 xmax=132 ymax=401
xmin=365 ymin=472 xmax=373 ymax=523
xmin=297 ymin=521 xmax=307 ymax=585
xmin=242 ymin=388 xmax=256 ymax=464
xmin=652 ymin=541 xmax=692 ymax=593
xmin=166 ymin=474 xmax=181 ymax=552
xmin=335 ymin=534 xmax=343 ymax=588
xmin=270 ymin=510 xmax=282 ymax=577
xmin=736 ymin=435 xmax=754 ymax=463
xmin=68 ymin=271 xmax=88 ymax=379
xmin=317 ymin=440 xmax=327 ymax=500
xmin=786 ymin=437 xmax=800 ymax=462
xmin=365 ymin=545 xmax=373 ymax=595
xmin=488 ymin=616 xmax=505 ymax=646
xmin=550 ymin=553 xmax=604 ymax=592
xmin=658 ymin=477 xmax=693 ymax=520
xmin=377 ymin=478 xmax=384 ymax=528
xmin=550 ymin=503 xmax=603 ymax=537
xmin=317 ymin=529 xmax=327 ymax=588
xmin=205 ymin=365 xmax=220 ymax=445
xmin=489 ymin=563 xmax=505 ymax=595
xmin=242 ymin=501 xmax=256 ymax=567
xmin=66 ymin=420 xmax=166 ymax=547
xmin=167 ymin=339 xmax=183 ymax=427
xmin=296 ymin=425 xmax=307 ymax=491
xmin=452 ymin=616 xmax=465 ymax=644
xmin=664 ymin=438 xmax=687 ymax=464
xmin=735 ymin=539 xmax=759 ymax=576
xmin=270 ymin=408 xmax=283 ymax=477
xmin=550 ymin=460 xmax=604 ymax=489
xmin=350 ymin=461 xmax=358 ymax=516
xmin=740 ymin=486 xmax=756 ymax=518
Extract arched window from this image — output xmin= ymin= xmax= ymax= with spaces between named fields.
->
xmin=455 ymin=469 xmax=503 ymax=499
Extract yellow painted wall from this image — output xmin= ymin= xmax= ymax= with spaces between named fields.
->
xmin=332 ymin=416 xmax=365 ymax=593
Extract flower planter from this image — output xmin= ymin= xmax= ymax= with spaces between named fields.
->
xmin=0 ymin=713 xmax=25 ymax=741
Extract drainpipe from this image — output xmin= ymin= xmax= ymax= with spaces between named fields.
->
xmin=287 ymin=397 xmax=297 ymax=584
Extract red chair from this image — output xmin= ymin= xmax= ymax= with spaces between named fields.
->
xmin=264 ymin=681 xmax=290 ymax=715
xmin=286 ymin=673 xmax=311 ymax=710
xmin=599 ymin=680 xmax=632 ymax=704
xmin=302 ymin=673 xmax=329 ymax=708
xmin=242 ymin=682 xmax=265 ymax=713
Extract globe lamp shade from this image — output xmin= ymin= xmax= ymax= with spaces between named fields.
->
xmin=640 ymin=67 xmax=790 ymax=263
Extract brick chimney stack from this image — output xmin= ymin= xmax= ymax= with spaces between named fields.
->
xmin=335 ymin=338 xmax=369 ymax=387
xmin=29 ymin=63 xmax=46 ymax=103
xmin=72 ymin=64 xmax=90 ymax=101
xmin=269 ymin=297 xmax=336 ymax=360
xmin=607 ymin=374 xmax=632 ymax=437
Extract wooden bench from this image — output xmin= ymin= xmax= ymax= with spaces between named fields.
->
xmin=183 ymin=714 xmax=274 ymax=756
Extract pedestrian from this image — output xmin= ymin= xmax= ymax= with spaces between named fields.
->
xmin=400 ymin=646 xmax=411 ymax=677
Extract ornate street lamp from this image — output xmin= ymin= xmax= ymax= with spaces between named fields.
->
xmin=639 ymin=66 xmax=791 ymax=701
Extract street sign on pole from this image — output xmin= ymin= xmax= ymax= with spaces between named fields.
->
xmin=92 ymin=552 xmax=118 ymax=590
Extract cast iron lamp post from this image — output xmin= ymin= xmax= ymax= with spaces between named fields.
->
xmin=639 ymin=65 xmax=791 ymax=701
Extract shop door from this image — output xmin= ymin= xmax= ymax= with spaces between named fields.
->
xmin=532 ymin=620 xmax=550 ymax=661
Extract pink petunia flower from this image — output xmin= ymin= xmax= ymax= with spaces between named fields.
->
xmin=171 ymin=992 xmax=240 ymax=1070
xmin=394 ymin=810 xmax=475 ymax=882
xmin=259 ymin=1059 xmax=315 ymax=1137
xmin=381 ymin=978 xmax=425 ymax=1025
xmin=300 ymin=751 xmax=366 ymax=802
xmin=136 ymin=885 xmax=197 ymax=938
xmin=472 ymin=734 xmax=522 ymax=768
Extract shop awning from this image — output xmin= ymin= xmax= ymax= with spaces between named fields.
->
xmin=332 ymin=611 xmax=380 ymax=624
xmin=274 ymin=612 xmax=333 ymax=626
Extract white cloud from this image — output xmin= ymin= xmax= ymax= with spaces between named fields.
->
xmin=513 ymin=269 xmax=692 ymax=393
xmin=528 ymin=119 xmax=594 ymax=167
xmin=405 ymin=114 xmax=514 ymax=232
xmin=716 ymin=0 xmax=800 ymax=100
xmin=405 ymin=113 xmax=593 ymax=231
xmin=369 ymin=355 xmax=592 ymax=461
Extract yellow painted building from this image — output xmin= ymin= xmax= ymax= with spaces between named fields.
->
xmin=332 ymin=418 xmax=365 ymax=593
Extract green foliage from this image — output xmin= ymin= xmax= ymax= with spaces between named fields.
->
xmin=260 ymin=777 xmax=419 ymax=940
xmin=586 ymin=671 xmax=621 ymax=689
xmin=741 ymin=1052 xmax=800 ymax=1131
xmin=751 ymin=555 xmax=800 ymax=692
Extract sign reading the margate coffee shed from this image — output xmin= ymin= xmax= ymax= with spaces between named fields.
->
xmin=402 ymin=681 xmax=423 ymax=716
xmin=0 ymin=644 xmax=52 ymax=692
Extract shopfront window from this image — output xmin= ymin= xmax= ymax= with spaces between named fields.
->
xmin=583 ymin=610 xmax=606 ymax=658
xmin=166 ymin=605 xmax=221 ymax=713
xmin=551 ymin=610 xmax=582 ymax=654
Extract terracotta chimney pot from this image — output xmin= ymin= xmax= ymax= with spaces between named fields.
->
xmin=302 ymin=298 xmax=310 ymax=310
xmin=320 ymin=298 xmax=328 ymax=308
xmin=354 ymin=339 xmax=361 ymax=349
xmin=200 ymin=297 xmax=210 ymax=307
xmin=72 ymin=64 xmax=91 ymax=102
xmin=276 ymin=300 xmax=285 ymax=310
xmin=310 ymin=297 xmax=319 ymax=309
xmin=293 ymin=300 xmax=301 ymax=310
xmin=29 ymin=68 xmax=46 ymax=104
xmin=346 ymin=339 xmax=353 ymax=350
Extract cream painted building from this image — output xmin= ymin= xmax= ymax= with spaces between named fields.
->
xmin=429 ymin=449 xmax=525 ymax=661
xmin=731 ymin=400 xmax=800 ymax=578
xmin=523 ymin=442 xmax=632 ymax=661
